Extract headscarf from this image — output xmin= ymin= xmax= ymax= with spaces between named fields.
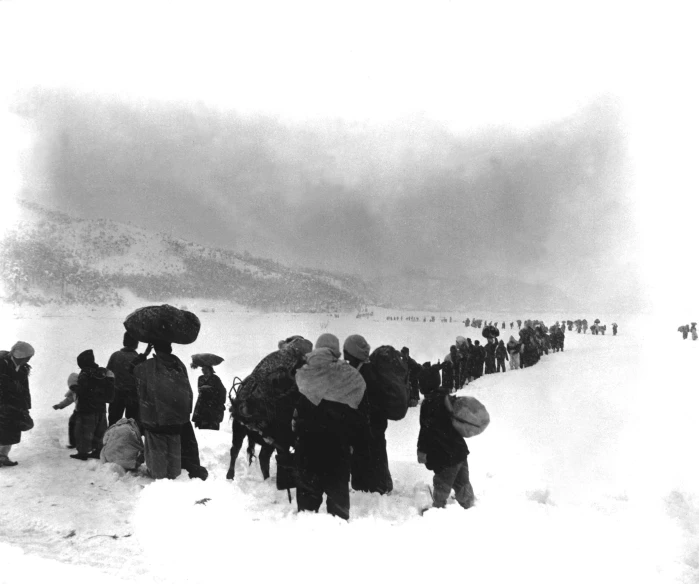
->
xmin=343 ymin=334 xmax=371 ymax=362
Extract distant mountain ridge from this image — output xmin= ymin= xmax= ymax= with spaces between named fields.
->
xmin=0 ymin=199 xmax=376 ymax=311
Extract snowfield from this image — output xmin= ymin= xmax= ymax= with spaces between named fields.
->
xmin=0 ymin=303 xmax=697 ymax=584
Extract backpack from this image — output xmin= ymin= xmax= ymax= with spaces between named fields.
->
xmin=92 ymin=368 xmax=116 ymax=404
xmin=369 ymin=346 xmax=409 ymax=421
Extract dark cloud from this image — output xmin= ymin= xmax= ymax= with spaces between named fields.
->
xmin=13 ymin=89 xmax=639 ymax=311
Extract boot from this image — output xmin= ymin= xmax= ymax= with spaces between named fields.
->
xmin=70 ymin=453 xmax=89 ymax=461
xmin=0 ymin=455 xmax=18 ymax=467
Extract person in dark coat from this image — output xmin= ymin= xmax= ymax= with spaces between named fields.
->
xmin=293 ymin=334 xmax=367 ymax=520
xmin=133 ymin=342 xmax=193 ymax=479
xmin=495 ymin=340 xmax=508 ymax=372
xmin=346 ymin=335 xmax=392 ymax=495
xmin=484 ymin=338 xmax=497 ymax=374
xmin=192 ymin=365 xmax=227 ymax=431
xmin=418 ymin=361 xmax=443 ymax=395
xmin=442 ymin=345 xmax=461 ymax=390
xmin=612 ymin=323 xmax=618 ymax=336
xmin=417 ymin=383 xmax=473 ymax=511
xmin=472 ymin=341 xmax=485 ymax=379
xmin=400 ymin=347 xmax=422 ymax=406
xmin=0 ymin=342 xmax=35 ymax=467
xmin=106 ymin=333 xmax=140 ymax=427
xmin=71 ymin=350 xmax=113 ymax=461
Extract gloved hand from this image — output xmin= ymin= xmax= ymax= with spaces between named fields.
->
xmin=52 ymin=404 xmax=61 ymax=410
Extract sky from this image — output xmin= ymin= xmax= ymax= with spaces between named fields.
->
xmin=1 ymin=0 xmax=698 ymax=315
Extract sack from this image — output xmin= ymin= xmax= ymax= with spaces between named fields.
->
xmin=191 ymin=353 xmax=224 ymax=368
xmin=136 ymin=356 xmax=193 ymax=428
xmin=450 ymin=396 xmax=490 ymax=438
xmin=369 ymin=346 xmax=409 ymax=421
xmin=100 ymin=419 xmax=144 ymax=470
xmin=124 ymin=304 xmax=201 ymax=345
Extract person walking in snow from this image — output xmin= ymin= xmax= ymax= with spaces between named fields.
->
xmin=495 ymin=340 xmax=508 ymax=372
xmin=417 ymin=379 xmax=474 ymax=512
xmin=506 ymin=335 xmax=521 ymax=370
xmin=0 ymin=342 xmax=35 ymax=467
xmin=400 ymin=347 xmax=422 ymax=407
xmin=293 ymin=333 xmax=367 ymax=520
xmin=691 ymin=323 xmax=697 ymax=341
xmin=484 ymin=337 xmax=497 ymax=375
xmin=53 ymin=372 xmax=79 ymax=449
xmin=106 ymin=332 xmax=140 ymax=427
xmin=346 ymin=334 xmax=392 ymax=495
xmin=133 ymin=342 xmax=193 ymax=479
xmin=71 ymin=350 xmax=114 ymax=461
xmin=191 ymin=364 xmax=227 ymax=431
xmin=612 ymin=323 xmax=618 ymax=336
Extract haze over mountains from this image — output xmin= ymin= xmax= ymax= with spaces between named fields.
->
xmin=9 ymin=89 xmax=641 ymax=313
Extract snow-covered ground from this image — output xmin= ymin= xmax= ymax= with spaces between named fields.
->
xmin=0 ymin=303 xmax=697 ymax=584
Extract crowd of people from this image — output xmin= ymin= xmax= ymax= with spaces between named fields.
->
xmin=0 ymin=314 xmax=604 ymax=519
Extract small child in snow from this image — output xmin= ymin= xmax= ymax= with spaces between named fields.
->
xmin=417 ymin=381 xmax=474 ymax=512
xmin=53 ymin=372 xmax=79 ymax=449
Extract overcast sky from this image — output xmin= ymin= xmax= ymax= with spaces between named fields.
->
xmin=1 ymin=0 xmax=698 ymax=314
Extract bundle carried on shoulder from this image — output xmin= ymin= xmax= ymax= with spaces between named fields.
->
xmin=450 ymin=396 xmax=490 ymax=438
xmin=368 ymin=345 xmax=409 ymax=421
xmin=295 ymin=348 xmax=366 ymax=409
xmin=191 ymin=353 xmax=224 ymax=368
xmin=124 ymin=304 xmax=200 ymax=345
xmin=231 ymin=337 xmax=313 ymax=448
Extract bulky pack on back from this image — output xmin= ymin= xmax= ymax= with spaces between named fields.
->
xmin=92 ymin=367 xmax=116 ymax=404
xmin=135 ymin=356 xmax=193 ymax=429
xmin=369 ymin=345 xmax=409 ymax=421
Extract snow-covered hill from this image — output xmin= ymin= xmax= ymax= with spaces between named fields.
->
xmin=0 ymin=199 xmax=374 ymax=312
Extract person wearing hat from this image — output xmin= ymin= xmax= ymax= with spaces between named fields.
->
xmin=0 ymin=342 xmax=35 ymax=466
xmin=71 ymin=350 xmax=114 ymax=461
xmin=106 ymin=332 xmax=140 ymax=427
xmin=53 ymin=372 xmax=80 ymax=448
xmin=293 ymin=333 xmax=367 ymax=520
xmin=417 ymin=363 xmax=474 ymax=513
xmin=345 ymin=334 xmax=392 ymax=495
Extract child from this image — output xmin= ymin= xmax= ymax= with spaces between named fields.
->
xmin=417 ymin=382 xmax=474 ymax=512
xmin=191 ymin=364 xmax=227 ymax=431
xmin=71 ymin=350 xmax=114 ymax=461
xmin=53 ymin=372 xmax=79 ymax=448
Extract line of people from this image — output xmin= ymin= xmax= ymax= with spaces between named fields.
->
xmin=678 ymin=323 xmax=698 ymax=340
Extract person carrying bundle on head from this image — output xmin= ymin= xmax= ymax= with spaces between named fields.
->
xmin=191 ymin=354 xmax=227 ymax=431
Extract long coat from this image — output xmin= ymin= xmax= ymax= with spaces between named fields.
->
xmin=0 ymin=352 xmax=32 ymax=446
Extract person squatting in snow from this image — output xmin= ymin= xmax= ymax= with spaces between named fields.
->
xmin=0 ymin=342 xmax=35 ymax=467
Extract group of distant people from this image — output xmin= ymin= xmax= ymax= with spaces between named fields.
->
xmin=678 ymin=323 xmax=698 ymax=340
